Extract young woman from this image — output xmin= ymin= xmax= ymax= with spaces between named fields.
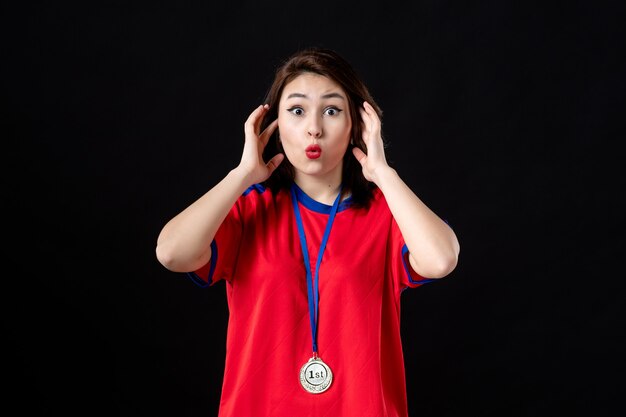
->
xmin=156 ymin=47 xmax=460 ymax=417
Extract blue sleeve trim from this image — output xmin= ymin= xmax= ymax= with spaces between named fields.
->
xmin=185 ymin=240 xmax=218 ymax=288
xmin=243 ymin=183 xmax=266 ymax=196
xmin=402 ymin=244 xmax=436 ymax=285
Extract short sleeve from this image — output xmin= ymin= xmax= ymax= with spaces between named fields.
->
xmin=389 ymin=216 xmax=437 ymax=290
xmin=186 ymin=199 xmax=243 ymax=287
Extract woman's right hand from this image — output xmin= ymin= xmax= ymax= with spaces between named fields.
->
xmin=237 ymin=104 xmax=284 ymax=184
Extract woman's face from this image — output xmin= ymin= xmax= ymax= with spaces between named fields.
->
xmin=277 ymin=73 xmax=352 ymax=183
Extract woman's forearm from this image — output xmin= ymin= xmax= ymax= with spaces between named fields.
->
xmin=155 ymin=168 xmax=252 ymax=273
xmin=375 ymin=167 xmax=460 ymax=278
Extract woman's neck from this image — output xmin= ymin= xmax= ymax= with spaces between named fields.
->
xmin=294 ymin=173 xmax=344 ymax=205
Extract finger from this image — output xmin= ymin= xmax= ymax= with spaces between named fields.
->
xmin=253 ymin=104 xmax=270 ymax=136
xmin=259 ymin=118 xmax=279 ymax=146
xmin=244 ymin=104 xmax=267 ymax=138
xmin=363 ymin=101 xmax=378 ymax=117
xmin=361 ymin=107 xmax=381 ymax=142
xmin=361 ymin=102 xmax=373 ymax=123
xmin=266 ymin=153 xmax=285 ymax=174
xmin=360 ymin=110 xmax=373 ymax=141
xmin=352 ymin=147 xmax=367 ymax=164
xmin=360 ymin=106 xmax=373 ymax=128
xmin=364 ymin=102 xmax=381 ymax=127
xmin=364 ymin=101 xmax=382 ymax=125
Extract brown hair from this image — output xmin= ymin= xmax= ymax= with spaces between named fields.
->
xmin=260 ymin=47 xmax=384 ymax=208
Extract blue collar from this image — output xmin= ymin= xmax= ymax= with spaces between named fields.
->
xmin=290 ymin=182 xmax=352 ymax=214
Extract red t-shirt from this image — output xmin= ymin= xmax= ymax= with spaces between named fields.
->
xmin=189 ymin=183 xmax=435 ymax=417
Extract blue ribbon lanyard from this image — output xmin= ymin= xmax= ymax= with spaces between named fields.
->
xmin=290 ymin=184 xmax=342 ymax=355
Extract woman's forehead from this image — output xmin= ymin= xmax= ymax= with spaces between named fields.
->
xmin=281 ymin=73 xmax=346 ymax=100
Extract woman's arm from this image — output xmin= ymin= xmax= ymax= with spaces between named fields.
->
xmin=373 ymin=168 xmax=459 ymax=278
xmin=352 ymin=102 xmax=460 ymax=278
xmin=156 ymin=104 xmax=283 ymax=272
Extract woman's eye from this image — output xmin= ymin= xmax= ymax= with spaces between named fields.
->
xmin=325 ymin=107 xmax=342 ymax=116
xmin=288 ymin=107 xmax=304 ymax=116
xmin=287 ymin=106 xmax=342 ymax=116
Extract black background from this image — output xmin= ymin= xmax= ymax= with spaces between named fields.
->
xmin=3 ymin=1 xmax=624 ymax=416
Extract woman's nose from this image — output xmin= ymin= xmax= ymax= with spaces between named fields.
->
xmin=307 ymin=120 xmax=322 ymax=138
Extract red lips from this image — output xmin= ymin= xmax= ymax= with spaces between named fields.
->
xmin=305 ymin=145 xmax=321 ymax=159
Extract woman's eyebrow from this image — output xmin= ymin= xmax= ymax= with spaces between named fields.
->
xmin=286 ymin=92 xmax=345 ymax=100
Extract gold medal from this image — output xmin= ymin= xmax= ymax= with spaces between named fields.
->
xmin=299 ymin=356 xmax=333 ymax=394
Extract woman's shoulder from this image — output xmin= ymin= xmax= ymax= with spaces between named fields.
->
xmin=237 ymin=183 xmax=289 ymax=210
xmin=343 ymin=185 xmax=388 ymax=215
xmin=242 ymin=183 xmax=269 ymax=197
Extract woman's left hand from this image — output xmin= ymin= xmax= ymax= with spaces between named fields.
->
xmin=352 ymin=101 xmax=390 ymax=184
